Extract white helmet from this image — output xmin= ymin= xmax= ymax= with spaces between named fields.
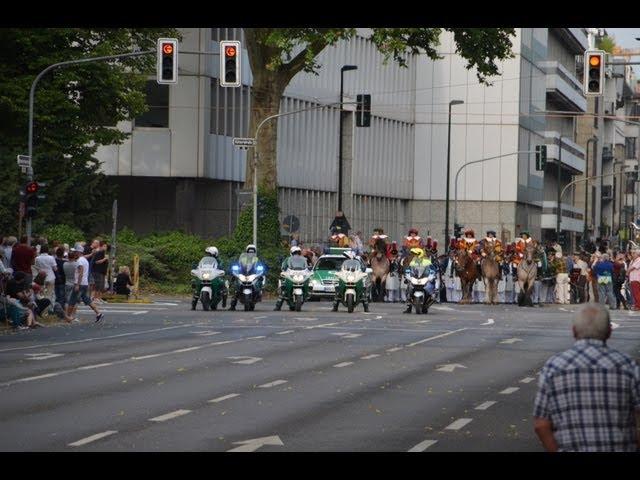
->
xmin=205 ymin=246 xmax=218 ymax=257
xmin=342 ymin=250 xmax=356 ymax=260
xmin=246 ymin=244 xmax=257 ymax=253
xmin=290 ymin=246 xmax=302 ymax=255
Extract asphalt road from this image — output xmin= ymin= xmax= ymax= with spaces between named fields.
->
xmin=1 ymin=298 xmax=639 ymax=452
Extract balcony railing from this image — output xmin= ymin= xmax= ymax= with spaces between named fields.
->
xmin=539 ymin=61 xmax=587 ymax=112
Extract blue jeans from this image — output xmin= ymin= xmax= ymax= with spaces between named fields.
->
xmin=597 ymin=282 xmax=616 ymax=308
xmin=68 ymin=285 xmax=92 ymax=306
xmin=54 ymin=284 xmax=66 ymax=307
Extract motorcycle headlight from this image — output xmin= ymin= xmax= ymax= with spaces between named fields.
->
xmin=231 ymin=265 xmax=240 ymax=273
xmin=202 ymin=273 xmax=211 ymax=280
xmin=293 ymin=274 xmax=304 ymax=282
xmin=238 ymin=274 xmax=247 ymax=282
xmin=347 ymin=274 xmax=356 ymax=282
xmin=256 ymin=265 xmax=265 ymax=274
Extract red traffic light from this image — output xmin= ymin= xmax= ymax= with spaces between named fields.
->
xmin=162 ymin=43 xmax=174 ymax=55
xmin=26 ymin=181 xmax=38 ymax=194
xmin=225 ymin=46 xmax=236 ymax=57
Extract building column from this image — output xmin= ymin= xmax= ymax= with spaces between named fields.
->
xmin=340 ymin=111 xmax=355 ymax=222
xmin=175 ymin=179 xmax=196 ymax=234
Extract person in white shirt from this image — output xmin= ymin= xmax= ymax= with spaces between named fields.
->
xmin=34 ymin=245 xmax=57 ymax=303
xmin=67 ymin=245 xmax=103 ymax=323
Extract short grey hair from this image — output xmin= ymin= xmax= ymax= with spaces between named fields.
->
xmin=573 ymin=303 xmax=611 ymax=340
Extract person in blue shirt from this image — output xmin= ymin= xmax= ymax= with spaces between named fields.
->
xmin=592 ymin=253 xmax=616 ymax=309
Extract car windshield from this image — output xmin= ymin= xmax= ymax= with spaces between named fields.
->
xmin=198 ymin=257 xmax=218 ymax=270
xmin=315 ymin=257 xmax=345 ymax=271
xmin=341 ymin=259 xmax=361 ymax=272
xmin=287 ymin=256 xmax=308 ymax=270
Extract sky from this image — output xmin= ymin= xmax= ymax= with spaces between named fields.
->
xmin=605 ymin=28 xmax=640 ymax=75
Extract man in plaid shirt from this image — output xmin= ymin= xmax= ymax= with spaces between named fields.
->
xmin=533 ymin=303 xmax=640 ymax=451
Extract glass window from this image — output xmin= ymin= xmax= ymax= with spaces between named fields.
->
xmin=135 ymin=81 xmax=169 ymax=128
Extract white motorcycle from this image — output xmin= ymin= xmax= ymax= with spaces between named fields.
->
xmin=191 ymin=257 xmax=227 ymax=311
xmin=405 ymin=264 xmax=437 ymax=314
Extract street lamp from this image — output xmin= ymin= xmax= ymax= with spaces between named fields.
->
xmin=445 ymin=99 xmax=464 ymax=251
xmin=338 ymin=65 xmax=358 ymax=212
xmin=583 ymin=136 xmax=597 ymax=247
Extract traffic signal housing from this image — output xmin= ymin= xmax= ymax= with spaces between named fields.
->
xmin=157 ymin=38 xmax=178 ymax=84
xmin=535 ymin=145 xmax=547 ymax=171
xmin=356 ymin=94 xmax=371 ymax=127
xmin=583 ymin=50 xmax=605 ymax=96
xmin=220 ymin=40 xmax=241 ymax=87
xmin=24 ymin=181 xmax=45 ymax=219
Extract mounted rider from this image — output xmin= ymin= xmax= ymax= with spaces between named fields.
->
xmin=424 ymin=236 xmax=439 ymax=257
xmin=369 ymin=227 xmax=390 ymax=250
xmin=456 ymin=229 xmax=480 ymax=261
xmin=480 ymin=230 xmax=503 ymax=262
xmin=513 ymin=231 xmax=536 ymax=266
xmin=402 ymin=228 xmax=424 ymax=255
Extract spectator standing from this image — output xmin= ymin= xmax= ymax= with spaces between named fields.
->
xmin=1 ymin=236 xmax=17 ymax=270
xmin=612 ymin=253 xmax=629 ymax=310
xmin=627 ymin=249 xmax=640 ymax=310
xmin=592 ymin=253 xmax=616 ymax=309
xmin=53 ymin=247 xmax=67 ymax=309
xmin=533 ymin=303 xmax=640 ymax=452
xmin=68 ymin=245 xmax=104 ymax=323
xmin=11 ymin=236 xmax=35 ymax=283
xmin=572 ymin=254 xmax=589 ymax=303
xmin=34 ymin=245 xmax=57 ymax=303
xmin=551 ymin=252 xmax=569 ymax=304
xmin=91 ymin=240 xmax=109 ymax=303
xmin=63 ymin=250 xmax=80 ymax=323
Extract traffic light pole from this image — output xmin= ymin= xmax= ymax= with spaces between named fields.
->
xmin=26 ymin=50 xmax=153 ymax=245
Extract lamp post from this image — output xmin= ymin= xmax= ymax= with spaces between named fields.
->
xmin=556 ymin=135 xmax=563 ymax=243
xmin=583 ymin=136 xmax=597 ymax=247
xmin=338 ymin=65 xmax=358 ymax=212
xmin=445 ymin=100 xmax=464 ymax=251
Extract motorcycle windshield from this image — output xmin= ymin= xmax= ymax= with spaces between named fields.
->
xmin=341 ymin=259 xmax=361 ymax=272
xmin=411 ymin=265 xmax=428 ymax=278
xmin=198 ymin=257 xmax=218 ymax=270
xmin=288 ymin=256 xmax=308 ymax=270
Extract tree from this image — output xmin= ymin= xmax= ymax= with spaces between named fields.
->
xmin=0 ymin=28 xmax=179 ymax=236
xmin=596 ymin=34 xmax=616 ymax=54
xmin=244 ymin=28 xmax=516 ymax=192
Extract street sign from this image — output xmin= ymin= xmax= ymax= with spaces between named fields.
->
xmin=233 ymin=137 xmax=256 ymax=147
xmin=17 ymin=155 xmax=31 ymax=167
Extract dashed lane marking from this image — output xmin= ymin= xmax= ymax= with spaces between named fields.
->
xmin=520 ymin=377 xmax=536 ymax=384
xmin=386 ymin=347 xmax=404 ymax=352
xmin=77 ymin=363 xmax=113 ymax=370
xmin=276 ymin=330 xmax=295 ymax=335
xmin=208 ymin=393 xmax=240 ymax=403
xmin=445 ymin=418 xmax=473 ymax=430
xmin=499 ymin=387 xmax=520 ymax=395
xmin=69 ymin=431 xmax=118 ymax=447
xmin=360 ymin=354 xmax=380 ymax=360
xmin=406 ymin=328 xmax=468 ymax=347
xmin=475 ymin=401 xmax=497 ymax=411
xmin=408 ymin=439 xmax=438 ymax=452
xmin=149 ymin=409 xmax=192 ymax=422
xmin=333 ymin=362 xmax=354 ymax=368
xmin=258 ymin=380 xmax=288 ymax=388
xmin=500 ymin=338 xmax=523 ymax=344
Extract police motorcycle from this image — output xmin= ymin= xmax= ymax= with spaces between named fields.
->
xmin=275 ymin=247 xmax=313 ymax=312
xmin=404 ymin=251 xmax=438 ymax=314
xmin=229 ymin=245 xmax=266 ymax=312
xmin=332 ymin=251 xmax=372 ymax=313
xmin=191 ymin=247 xmax=228 ymax=311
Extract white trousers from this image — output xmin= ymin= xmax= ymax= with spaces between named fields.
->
xmin=555 ymin=273 xmax=570 ymax=304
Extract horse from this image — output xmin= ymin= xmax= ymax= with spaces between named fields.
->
xmin=369 ymin=237 xmax=390 ymax=302
xmin=516 ymin=243 xmax=538 ymax=307
xmin=454 ymin=249 xmax=478 ymax=304
xmin=480 ymin=244 xmax=500 ymax=305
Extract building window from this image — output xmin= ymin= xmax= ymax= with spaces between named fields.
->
xmin=211 ymin=28 xmax=244 ymax=43
xmin=626 ymin=137 xmax=636 ymax=159
xmin=135 ymin=81 xmax=169 ymax=128
xmin=211 ymin=82 xmax=249 ymax=137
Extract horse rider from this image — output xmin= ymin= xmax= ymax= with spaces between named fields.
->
xmin=456 ymin=229 xmax=480 ymax=259
xmin=424 ymin=236 xmax=439 ymax=257
xmin=369 ymin=227 xmax=390 ymax=250
xmin=403 ymin=247 xmax=435 ymax=313
xmin=402 ymin=228 xmax=424 ymax=256
xmin=514 ymin=231 xmax=536 ymax=264
xmin=330 ymin=227 xmax=350 ymax=248
xmin=480 ymin=231 xmax=503 ymax=261
xmin=329 ymin=210 xmax=351 ymax=237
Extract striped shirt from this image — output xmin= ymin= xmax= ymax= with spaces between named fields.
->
xmin=533 ymin=339 xmax=640 ymax=452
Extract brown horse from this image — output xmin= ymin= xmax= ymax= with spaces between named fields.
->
xmin=454 ymin=249 xmax=478 ymax=304
xmin=369 ymin=238 xmax=390 ymax=302
xmin=481 ymin=243 xmax=500 ymax=305
xmin=517 ymin=244 xmax=538 ymax=307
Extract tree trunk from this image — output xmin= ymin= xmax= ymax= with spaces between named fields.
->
xmin=245 ymin=71 xmax=287 ymax=192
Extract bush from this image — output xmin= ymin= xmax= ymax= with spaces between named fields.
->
xmin=40 ymin=224 xmax=86 ymax=245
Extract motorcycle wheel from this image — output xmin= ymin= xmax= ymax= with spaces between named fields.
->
xmin=249 ymin=303 xmax=255 ymax=311
xmin=201 ymin=292 xmax=211 ymax=311
xmin=347 ymin=294 xmax=355 ymax=313
xmin=421 ymin=304 xmax=429 ymax=314
xmin=295 ymin=296 xmax=302 ymax=312
xmin=212 ymin=299 xmax=219 ymax=311
xmin=413 ymin=299 xmax=422 ymax=314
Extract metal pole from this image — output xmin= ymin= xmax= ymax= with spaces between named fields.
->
xmin=445 ymin=103 xmax=452 ymax=250
xmin=453 ymin=151 xmax=535 ymax=228
xmin=583 ymin=137 xmax=596 ymax=246
xmin=556 ymin=136 xmax=562 ymax=242
xmin=26 ymin=50 xmax=153 ymax=246
xmin=338 ymin=70 xmax=344 ymax=212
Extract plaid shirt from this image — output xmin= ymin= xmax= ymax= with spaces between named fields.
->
xmin=533 ymin=339 xmax=640 ymax=452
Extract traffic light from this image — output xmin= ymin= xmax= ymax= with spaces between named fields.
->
xmin=220 ymin=40 xmax=241 ymax=87
xmin=583 ymin=50 xmax=605 ymax=96
xmin=157 ymin=38 xmax=178 ymax=84
xmin=24 ymin=181 xmax=45 ymax=219
xmin=356 ymin=94 xmax=371 ymax=127
xmin=535 ymin=145 xmax=547 ymax=171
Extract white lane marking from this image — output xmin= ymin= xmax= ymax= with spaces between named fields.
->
xmin=611 ymin=322 xmax=620 ymax=330
xmin=246 ymin=336 xmax=266 ymax=340
xmin=0 ymin=324 xmax=192 ymax=353
xmin=191 ymin=331 xmax=221 ymax=336
xmin=375 ymin=315 xmax=383 ymax=320
xmin=25 ymin=353 xmax=64 ymax=360
xmin=432 ymin=305 xmax=455 ymax=311
xmin=333 ymin=362 xmax=354 ymax=368
xmin=446 ymin=418 xmax=473 ymax=430
xmin=258 ymin=379 xmax=288 ymax=388
xmin=173 ymin=346 xmax=202 ymax=353
xmin=481 ymin=318 xmax=495 ymax=326
xmin=149 ymin=409 xmax=192 ymax=422
xmin=360 ymin=354 xmax=380 ymax=360
xmin=304 ymin=322 xmax=339 ymax=330
xmin=475 ymin=401 xmax=497 ymax=411
xmin=227 ymin=356 xmax=262 ymax=365
xmin=408 ymin=439 xmax=438 ymax=452
xmin=500 ymin=387 xmax=520 ymax=395
xmin=69 ymin=430 xmax=117 ymax=447
xmin=16 ymin=372 xmax=61 ymax=382
xmin=276 ymin=330 xmax=295 ymax=335
xmin=500 ymin=338 xmax=523 ymax=344
xmin=416 ymin=320 xmax=431 ymax=324
xmin=254 ymin=316 xmax=267 ymax=320
xmin=295 ymin=317 xmax=317 ymax=321
xmin=209 ymin=393 xmax=240 ymax=403
xmin=331 ymin=332 xmax=362 ymax=338
xmin=132 ymin=311 xmax=148 ymax=315
xmin=363 ymin=312 xmax=386 ymax=316
xmin=406 ymin=328 xmax=468 ymax=347
xmin=131 ymin=353 xmax=163 ymax=360
xmin=77 ymin=363 xmax=113 ymax=370
xmin=436 ymin=363 xmax=467 ymax=373
xmin=227 ymin=435 xmax=283 ymax=452
xmin=520 ymin=377 xmax=536 ymax=384
xmin=332 ymin=332 xmax=349 ymax=336
xmin=149 ymin=302 xmax=179 ymax=306
xmin=387 ymin=347 xmax=404 ymax=352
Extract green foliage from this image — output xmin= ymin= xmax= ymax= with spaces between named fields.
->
xmin=596 ymin=35 xmax=616 ymax=54
xmin=40 ymin=224 xmax=86 ymax=245
xmin=0 ymin=28 xmax=179 ymax=235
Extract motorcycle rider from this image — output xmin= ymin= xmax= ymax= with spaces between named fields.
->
xmin=332 ymin=250 xmax=369 ymax=313
xmin=403 ymin=247 xmax=435 ymax=313
xmin=192 ymin=246 xmax=226 ymax=310
xmin=274 ymin=246 xmax=308 ymax=311
xmin=228 ymin=244 xmax=264 ymax=311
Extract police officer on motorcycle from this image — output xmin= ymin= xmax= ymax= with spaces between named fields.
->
xmin=274 ymin=246 xmax=307 ymax=311
xmin=228 ymin=244 xmax=264 ymax=311
xmin=403 ymin=247 xmax=435 ymax=313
